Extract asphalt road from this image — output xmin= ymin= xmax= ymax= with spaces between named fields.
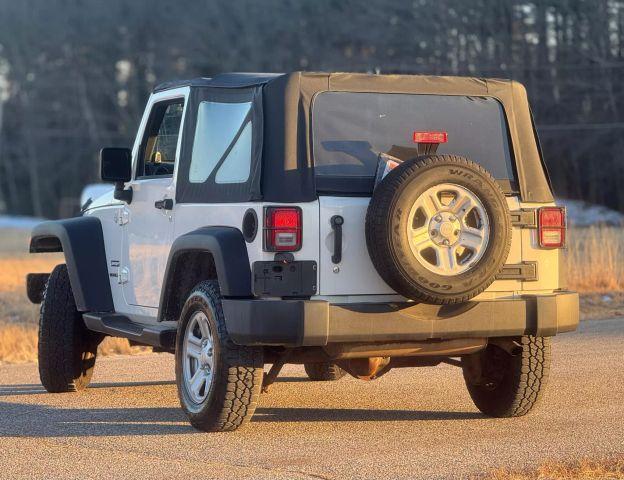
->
xmin=1 ymin=318 xmax=623 ymax=480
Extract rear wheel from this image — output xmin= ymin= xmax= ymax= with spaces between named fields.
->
xmin=38 ymin=264 xmax=101 ymax=393
xmin=462 ymin=336 xmax=551 ymax=417
xmin=304 ymin=362 xmax=347 ymax=381
xmin=175 ymin=281 xmax=264 ymax=432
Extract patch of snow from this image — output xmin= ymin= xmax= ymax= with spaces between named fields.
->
xmin=557 ymin=198 xmax=624 ymax=227
xmin=0 ymin=215 xmax=46 ymax=230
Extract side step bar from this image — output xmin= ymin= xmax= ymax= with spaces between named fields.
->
xmin=83 ymin=313 xmax=176 ymax=350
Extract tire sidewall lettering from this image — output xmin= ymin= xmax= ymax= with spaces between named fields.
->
xmin=370 ymin=156 xmax=512 ymax=301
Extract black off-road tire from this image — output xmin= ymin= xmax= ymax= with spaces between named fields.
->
xmin=462 ymin=336 xmax=551 ymax=417
xmin=175 ymin=281 xmax=264 ymax=432
xmin=366 ymin=155 xmax=512 ymax=304
xmin=38 ymin=264 xmax=100 ymax=393
xmin=304 ymin=362 xmax=347 ymax=381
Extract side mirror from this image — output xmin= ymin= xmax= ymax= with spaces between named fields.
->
xmin=100 ymin=148 xmax=133 ymax=204
xmin=100 ymin=147 xmax=131 ymax=182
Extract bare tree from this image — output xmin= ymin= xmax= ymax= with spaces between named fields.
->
xmin=0 ymin=0 xmax=622 ymax=217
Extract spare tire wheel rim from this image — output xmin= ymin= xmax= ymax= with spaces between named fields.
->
xmin=406 ymin=183 xmax=490 ymax=276
xmin=182 ymin=310 xmax=215 ymax=405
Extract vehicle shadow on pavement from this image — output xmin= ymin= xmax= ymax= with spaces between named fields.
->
xmin=274 ymin=376 xmax=309 ymax=383
xmin=0 ymin=400 xmax=194 ymax=437
xmin=0 ymin=381 xmax=174 ymax=397
xmin=253 ymin=407 xmax=482 ymax=423
xmin=0 ymin=398 xmax=483 ymax=437
xmin=0 ymin=381 xmax=483 ymax=437
xmin=0 ymin=384 xmax=48 ymax=396
xmin=91 ymin=380 xmax=176 ymax=389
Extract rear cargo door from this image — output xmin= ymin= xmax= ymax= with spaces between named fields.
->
xmin=318 ymin=196 xmax=393 ymax=296
xmin=313 ymin=91 xmax=520 ymax=297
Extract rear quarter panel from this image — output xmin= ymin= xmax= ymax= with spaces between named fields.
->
xmin=173 ymin=201 xmax=320 ymax=275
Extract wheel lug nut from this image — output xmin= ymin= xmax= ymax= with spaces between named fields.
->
xmin=430 ymin=230 xmax=437 ymax=236
xmin=454 ymin=230 xmax=459 ymax=236
xmin=435 ymin=215 xmax=442 ymax=222
xmin=443 ymin=239 xmax=450 ymax=246
xmin=449 ymin=215 xmax=456 ymax=221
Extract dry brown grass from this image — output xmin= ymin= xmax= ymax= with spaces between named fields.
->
xmin=566 ymin=226 xmax=624 ymax=292
xmin=0 ymin=227 xmax=62 ymax=293
xmin=0 ymin=253 xmax=64 ymax=326
xmin=0 ymin=324 xmax=150 ymax=364
xmin=0 ymin=241 xmax=150 ymax=364
xmin=0 ymin=256 xmax=62 ymax=293
xmin=0 ymin=325 xmax=39 ymax=364
xmin=478 ymin=456 xmax=624 ymax=480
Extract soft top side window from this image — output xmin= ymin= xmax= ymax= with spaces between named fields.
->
xmin=137 ymin=99 xmax=184 ymax=178
xmin=188 ymin=101 xmax=253 ymax=185
xmin=175 ymin=86 xmax=263 ymax=204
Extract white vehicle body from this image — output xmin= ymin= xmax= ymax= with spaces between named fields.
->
xmin=85 ymin=87 xmax=563 ymax=328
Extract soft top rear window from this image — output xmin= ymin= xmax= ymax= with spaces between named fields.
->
xmin=312 ymin=92 xmax=516 ymax=194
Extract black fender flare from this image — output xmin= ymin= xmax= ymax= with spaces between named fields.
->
xmin=158 ymin=226 xmax=252 ymax=322
xmin=29 ymin=216 xmax=114 ymax=312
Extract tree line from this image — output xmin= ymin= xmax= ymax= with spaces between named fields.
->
xmin=0 ymin=0 xmax=623 ymax=217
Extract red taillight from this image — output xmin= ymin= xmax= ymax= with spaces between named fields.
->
xmin=264 ymin=207 xmax=302 ymax=252
xmin=538 ymin=207 xmax=566 ymax=248
xmin=413 ymin=131 xmax=448 ymax=144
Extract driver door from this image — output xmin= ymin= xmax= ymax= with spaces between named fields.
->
xmin=119 ymin=91 xmax=187 ymax=318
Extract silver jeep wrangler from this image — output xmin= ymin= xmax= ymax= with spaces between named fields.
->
xmin=27 ymin=72 xmax=578 ymax=431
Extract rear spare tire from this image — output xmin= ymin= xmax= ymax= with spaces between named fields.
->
xmin=366 ymin=155 xmax=511 ymax=304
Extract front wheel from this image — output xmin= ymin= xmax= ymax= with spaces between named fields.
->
xmin=462 ymin=336 xmax=551 ymax=417
xmin=38 ymin=264 xmax=101 ymax=392
xmin=175 ymin=281 xmax=264 ymax=432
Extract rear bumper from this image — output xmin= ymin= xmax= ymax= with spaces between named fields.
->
xmin=222 ymin=291 xmax=579 ymax=347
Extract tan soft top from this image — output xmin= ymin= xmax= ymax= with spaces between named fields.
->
xmin=163 ymin=72 xmax=552 ymax=204
xmin=285 ymin=72 xmax=551 ymax=204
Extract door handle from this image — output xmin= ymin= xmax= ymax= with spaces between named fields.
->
xmin=330 ymin=215 xmax=344 ymax=264
xmin=154 ymin=198 xmax=174 ymax=210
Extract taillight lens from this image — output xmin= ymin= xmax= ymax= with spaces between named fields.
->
xmin=538 ymin=207 xmax=566 ymax=248
xmin=264 ymin=207 xmax=302 ymax=252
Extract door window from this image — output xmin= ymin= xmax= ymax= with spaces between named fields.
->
xmin=137 ymin=100 xmax=185 ymax=177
